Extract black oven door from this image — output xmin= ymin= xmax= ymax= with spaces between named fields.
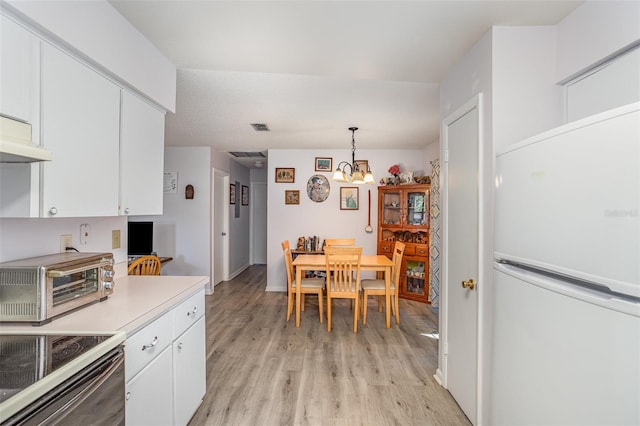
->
xmin=2 ymin=346 xmax=125 ymax=426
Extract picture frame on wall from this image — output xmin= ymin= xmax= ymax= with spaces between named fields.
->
xmin=340 ymin=187 xmax=359 ymax=210
xmin=314 ymin=157 xmax=332 ymax=172
xmin=285 ymin=190 xmax=300 ymax=205
xmin=241 ymin=185 xmax=249 ymax=205
xmin=275 ymin=168 xmax=295 ymax=183
xmin=230 ymin=184 xmax=236 ymax=204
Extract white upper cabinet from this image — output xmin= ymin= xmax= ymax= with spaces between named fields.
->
xmin=120 ymin=91 xmax=165 ymax=216
xmin=1 ymin=14 xmax=167 ymax=219
xmin=0 ymin=14 xmax=39 ymax=123
xmin=41 ymin=43 xmax=120 ymax=217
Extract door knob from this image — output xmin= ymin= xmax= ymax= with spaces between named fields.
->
xmin=222 ymin=232 xmax=227 ymax=236
xmin=461 ymin=278 xmax=475 ymax=290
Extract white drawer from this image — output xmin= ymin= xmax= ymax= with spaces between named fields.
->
xmin=173 ymin=288 xmax=205 ymax=339
xmin=125 ymin=310 xmax=173 ymax=380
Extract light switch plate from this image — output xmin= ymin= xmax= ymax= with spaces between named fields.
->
xmin=80 ymin=224 xmax=90 ymax=245
xmin=112 ymin=229 xmax=121 ymax=249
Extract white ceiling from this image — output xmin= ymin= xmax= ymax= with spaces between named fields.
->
xmin=109 ymin=0 xmax=582 ymax=167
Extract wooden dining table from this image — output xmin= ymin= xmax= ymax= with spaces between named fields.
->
xmin=292 ymin=254 xmax=394 ymax=329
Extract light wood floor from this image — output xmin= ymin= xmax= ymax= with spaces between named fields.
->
xmin=189 ymin=265 xmax=470 ymax=426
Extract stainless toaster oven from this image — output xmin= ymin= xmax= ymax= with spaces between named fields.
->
xmin=0 ymin=252 xmax=115 ymax=325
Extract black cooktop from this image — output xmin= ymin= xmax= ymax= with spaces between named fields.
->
xmin=0 ymin=335 xmax=110 ymax=403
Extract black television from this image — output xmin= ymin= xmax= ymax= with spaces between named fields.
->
xmin=128 ymin=221 xmax=153 ymax=256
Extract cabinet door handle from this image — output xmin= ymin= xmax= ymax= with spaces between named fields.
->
xmin=177 ymin=342 xmax=183 ymax=350
xmin=141 ymin=336 xmax=158 ymax=351
xmin=126 ymin=391 xmax=131 ymax=401
xmin=48 ymin=207 xmax=58 ymax=216
xmin=187 ymin=307 xmax=198 ymax=317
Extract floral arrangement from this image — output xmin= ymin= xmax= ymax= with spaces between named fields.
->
xmin=388 ymin=164 xmax=400 ymax=177
xmin=380 ymin=164 xmax=402 ymax=186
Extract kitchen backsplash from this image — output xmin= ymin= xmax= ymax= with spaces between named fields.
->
xmin=0 ymin=216 xmax=128 ymax=263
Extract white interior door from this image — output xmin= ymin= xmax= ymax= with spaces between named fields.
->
xmin=213 ymin=169 xmax=229 ymax=286
xmin=441 ymin=95 xmax=481 ymax=424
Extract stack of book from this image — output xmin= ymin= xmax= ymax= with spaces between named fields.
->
xmin=299 ymin=236 xmax=323 ymax=252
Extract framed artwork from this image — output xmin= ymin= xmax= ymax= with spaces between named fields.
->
xmin=285 ymin=190 xmax=300 ymax=205
xmin=340 ymin=187 xmax=359 ymax=210
xmin=314 ymin=157 xmax=332 ymax=172
xmin=275 ymin=168 xmax=295 ymax=183
xmin=354 ymin=160 xmax=369 ymax=174
xmin=229 ymin=184 xmax=236 ymax=204
xmin=307 ymin=175 xmax=330 ymax=202
xmin=241 ymin=185 xmax=249 ymax=205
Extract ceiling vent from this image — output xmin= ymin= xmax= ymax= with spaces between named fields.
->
xmin=250 ymin=123 xmax=270 ymax=131
xmin=229 ymin=151 xmax=266 ymax=158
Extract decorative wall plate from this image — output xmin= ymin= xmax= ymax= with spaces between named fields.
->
xmin=306 ymin=174 xmax=330 ymax=202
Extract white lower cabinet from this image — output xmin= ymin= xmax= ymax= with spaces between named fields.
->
xmin=125 ymin=289 xmax=206 ymax=425
xmin=125 ymin=345 xmax=173 ymax=426
xmin=173 ymin=316 xmax=206 ymax=425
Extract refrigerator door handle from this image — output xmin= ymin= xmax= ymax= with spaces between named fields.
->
xmin=494 ymin=262 xmax=640 ymax=317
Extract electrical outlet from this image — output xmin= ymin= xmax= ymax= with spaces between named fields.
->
xmin=112 ymin=230 xmax=121 ymax=249
xmin=60 ymin=234 xmax=72 ymax=253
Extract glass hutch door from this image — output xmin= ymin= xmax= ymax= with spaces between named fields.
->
xmin=405 ymin=190 xmax=429 ymax=227
xmin=402 ymin=258 xmax=427 ymax=299
xmin=381 ymin=190 xmax=402 ymax=226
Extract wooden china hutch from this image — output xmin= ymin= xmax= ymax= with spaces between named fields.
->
xmin=377 ymin=183 xmax=430 ymax=303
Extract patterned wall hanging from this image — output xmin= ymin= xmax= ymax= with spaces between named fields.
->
xmin=429 ymin=159 xmax=441 ymax=308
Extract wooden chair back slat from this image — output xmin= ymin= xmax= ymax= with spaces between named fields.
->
xmin=324 ymin=238 xmax=356 ymax=248
xmin=324 ymin=246 xmax=362 ymax=333
xmin=128 ymin=255 xmax=162 ymax=276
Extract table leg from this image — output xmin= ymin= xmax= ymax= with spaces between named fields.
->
xmin=295 ymin=267 xmax=302 ymax=327
xmin=385 ymin=265 xmax=391 ymax=329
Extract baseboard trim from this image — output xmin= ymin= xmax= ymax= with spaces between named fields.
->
xmin=228 ymin=263 xmax=250 ymax=281
xmin=265 ymin=284 xmax=286 ymax=292
xmin=434 ymin=368 xmax=444 ymax=387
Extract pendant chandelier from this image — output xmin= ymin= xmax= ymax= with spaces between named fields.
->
xmin=332 ymin=127 xmax=375 ymax=184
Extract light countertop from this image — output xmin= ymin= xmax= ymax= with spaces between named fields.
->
xmin=0 ymin=275 xmax=210 ymax=335
xmin=0 ymin=275 xmax=210 ymax=421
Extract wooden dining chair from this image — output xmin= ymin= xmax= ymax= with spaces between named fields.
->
xmin=128 ymin=255 xmax=162 ymax=276
xmin=361 ymin=241 xmax=405 ymax=325
xmin=324 ymin=238 xmax=355 ymax=248
xmin=324 ymin=246 xmax=362 ymax=333
xmin=282 ymin=240 xmax=325 ymax=323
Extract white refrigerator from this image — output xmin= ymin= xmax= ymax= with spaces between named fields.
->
xmin=491 ymin=102 xmax=640 ymax=425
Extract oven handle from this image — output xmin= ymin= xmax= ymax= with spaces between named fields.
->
xmin=47 ymin=260 xmax=113 ymax=278
xmin=38 ymin=349 xmax=124 ymax=424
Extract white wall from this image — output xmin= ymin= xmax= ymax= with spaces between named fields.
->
xmin=228 ymin=160 xmax=251 ymax=278
xmin=137 ymin=147 xmax=253 ymax=287
xmin=556 ymin=0 xmax=640 ymax=83
xmin=423 ymin=139 xmax=439 ymax=175
xmin=137 ymin=147 xmax=211 ymax=283
xmin=439 ymin=28 xmax=494 ymax=426
xmin=3 ymin=0 xmax=176 ymax=111
xmin=0 ymin=216 xmax=127 ymax=263
xmin=266 ymin=148 xmax=430 ymax=291
xmin=492 ymin=26 xmax=564 ymax=152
